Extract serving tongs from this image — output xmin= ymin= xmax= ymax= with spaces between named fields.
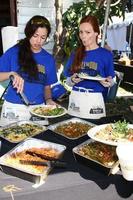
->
xmin=26 ymin=150 xmax=61 ymax=161
xmin=19 ymin=150 xmax=67 ymax=168
xmin=9 ymin=75 xmax=33 ymax=106
xmin=19 ymin=159 xmax=67 ymax=168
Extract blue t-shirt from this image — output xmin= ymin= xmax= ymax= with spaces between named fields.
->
xmin=64 ymin=47 xmax=115 ymax=98
xmin=0 ymin=45 xmax=58 ymax=104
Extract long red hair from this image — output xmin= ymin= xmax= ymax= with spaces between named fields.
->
xmin=71 ymin=15 xmax=100 ymax=73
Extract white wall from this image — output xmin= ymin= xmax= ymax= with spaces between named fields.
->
xmin=17 ymin=0 xmax=81 ymax=53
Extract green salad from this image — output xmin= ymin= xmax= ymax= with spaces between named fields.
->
xmin=32 ymin=106 xmax=65 ymax=116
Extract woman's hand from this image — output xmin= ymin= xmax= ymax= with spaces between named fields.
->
xmin=10 ymin=72 xmax=24 ymax=93
xmin=46 ymin=98 xmax=57 ymax=105
xmin=66 ymin=73 xmax=82 ymax=87
xmin=44 ymin=85 xmax=57 ymax=105
xmin=100 ymin=76 xmax=114 ymax=88
xmin=71 ymin=73 xmax=82 ymax=84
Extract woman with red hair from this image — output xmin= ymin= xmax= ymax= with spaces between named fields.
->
xmin=64 ymin=15 xmax=115 ymax=100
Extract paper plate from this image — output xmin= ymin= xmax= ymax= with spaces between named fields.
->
xmin=78 ymin=73 xmax=106 ymax=81
xmin=30 ymin=105 xmax=67 ymax=118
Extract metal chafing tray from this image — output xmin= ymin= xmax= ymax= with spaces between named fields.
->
xmin=48 ymin=117 xmax=95 ymax=140
xmin=0 ymin=120 xmax=46 ymax=143
xmin=73 ymin=139 xmax=119 ymax=175
xmin=0 ymin=138 xmax=66 ymax=184
xmin=47 ymin=118 xmax=95 ymax=148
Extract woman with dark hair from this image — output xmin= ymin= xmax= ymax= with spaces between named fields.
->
xmin=0 ymin=15 xmax=57 ymax=125
xmin=64 ymin=15 xmax=115 ymax=118
xmin=64 ymin=15 xmax=115 ymax=99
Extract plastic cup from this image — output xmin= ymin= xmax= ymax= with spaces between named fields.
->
xmin=116 ymin=142 xmax=133 ymax=181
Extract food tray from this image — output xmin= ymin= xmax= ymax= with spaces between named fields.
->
xmin=48 ymin=118 xmax=95 ymax=148
xmin=0 ymin=138 xmax=66 ymax=184
xmin=48 ymin=117 xmax=95 ymax=140
xmin=0 ymin=120 xmax=46 ymax=143
xmin=73 ymin=139 xmax=118 ymax=175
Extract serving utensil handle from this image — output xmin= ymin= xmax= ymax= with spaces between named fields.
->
xmin=50 ymin=160 xmax=67 ymax=168
xmin=9 ymin=75 xmax=30 ymax=106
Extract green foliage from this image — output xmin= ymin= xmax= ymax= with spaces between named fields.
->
xmin=62 ymin=0 xmax=125 ymax=59
xmin=0 ymin=99 xmax=4 ymax=105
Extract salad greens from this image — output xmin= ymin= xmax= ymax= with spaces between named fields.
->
xmin=48 ymin=107 xmax=64 ymax=116
xmin=113 ymin=120 xmax=129 ymax=138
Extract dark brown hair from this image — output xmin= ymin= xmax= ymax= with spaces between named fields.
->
xmin=18 ymin=15 xmax=51 ymax=79
xmin=71 ymin=15 xmax=100 ymax=73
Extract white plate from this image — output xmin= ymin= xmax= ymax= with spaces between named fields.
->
xmin=30 ymin=105 xmax=67 ymax=118
xmin=87 ymin=123 xmax=133 ymax=146
xmin=78 ymin=73 xmax=106 ymax=81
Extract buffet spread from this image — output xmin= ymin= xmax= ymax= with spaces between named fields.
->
xmin=0 ymin=105 xmax=133 ymax=186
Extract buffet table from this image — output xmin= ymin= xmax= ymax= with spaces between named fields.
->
xmin=0 ymin=101 xmax=133 ymax=200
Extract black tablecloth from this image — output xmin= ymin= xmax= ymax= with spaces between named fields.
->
xmin=0 ymin=102 xmax=133 ymax=200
